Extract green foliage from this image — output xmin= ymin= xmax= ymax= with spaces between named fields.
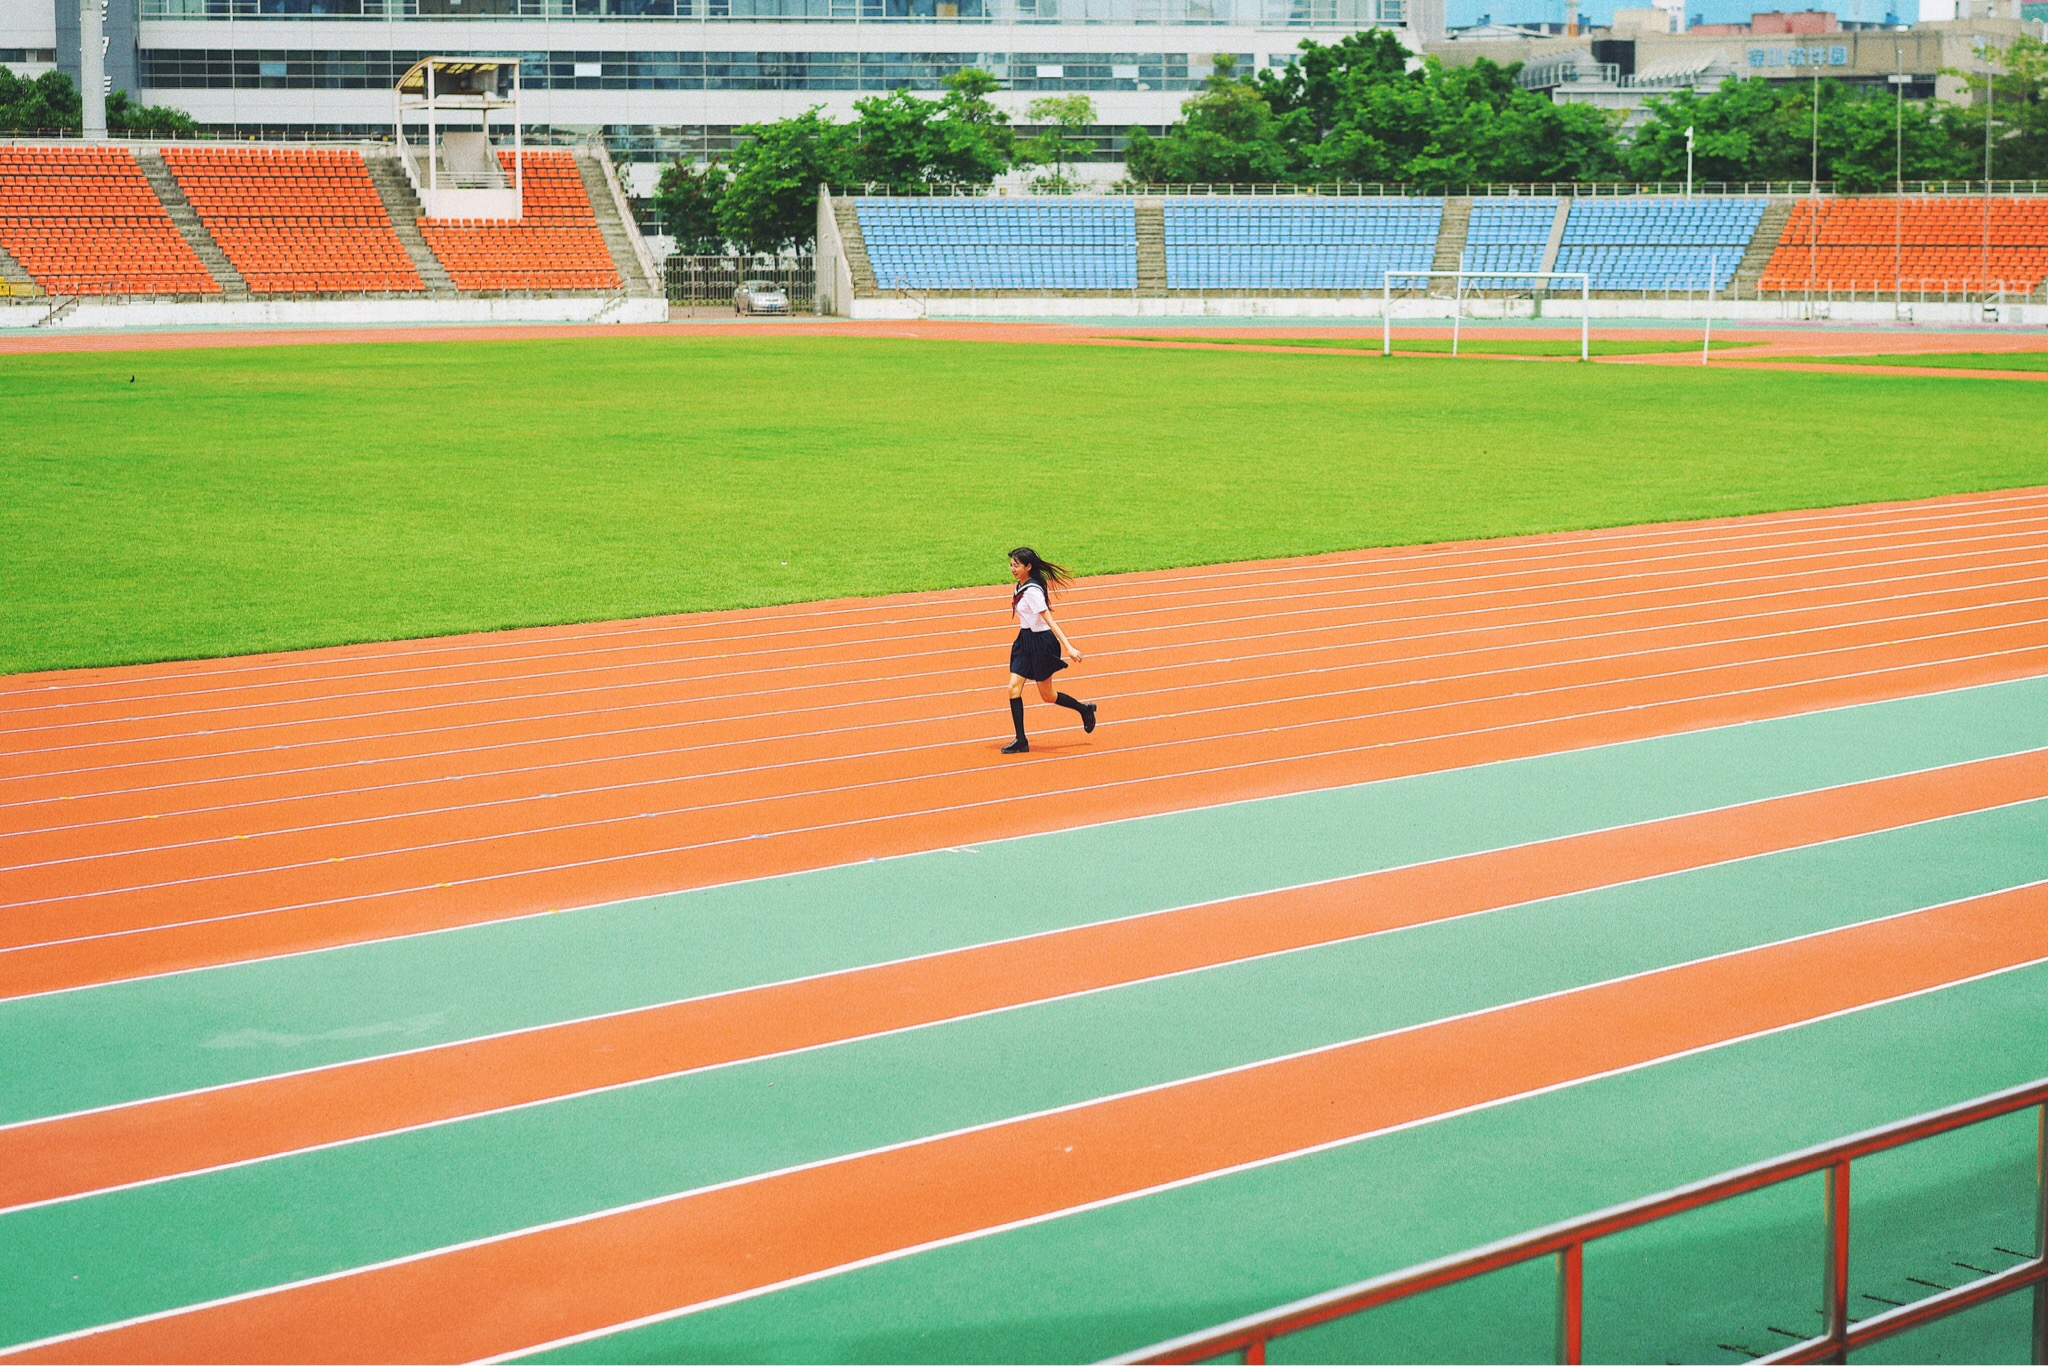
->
xmin=1125 ymin=56 xmax=1295 ymax=184
xmin=1130 ymin=43 xmax=1620 ymax=185
xmin=106 ymin=90 xmax=198 ymax=137
xmin=849 ymin=69 xmax=1013 ymax=190
xmin=0 ymin=69 xmax=82 ymax=134
xmin=1627 ymin=77 xmax=1970 ymax=187
xmin=716 ymin=109 xmax=857 ymax=254
xmin=3 ymin=335 xmax=2044 ymax=673
xmin=1021 ymin=94 xmax=1098 ymax=189
xmin=713 ymin=70 xmax=1009 ymax=251
xmin=1951 ymin=33 xmax=2048 ymax=179
xmin=653 ymin=160 xmax=730 ymax=254
xmin=0 ymin=70 xmax=194 ymax=136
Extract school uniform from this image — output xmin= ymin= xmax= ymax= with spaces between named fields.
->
xmin=1003 ymin=574 xmax=1096 ymax=753
xmin=1009 ymin=580 xmax=1068 ymax=682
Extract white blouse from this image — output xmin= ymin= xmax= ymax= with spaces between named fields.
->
xmin=1013 ymin=582 xmax=1051 ymax=632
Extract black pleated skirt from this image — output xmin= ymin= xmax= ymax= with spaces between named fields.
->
xmin=1009 ymin=629 xmax=1067 ymax=682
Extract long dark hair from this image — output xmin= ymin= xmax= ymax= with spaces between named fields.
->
xmin=1009 ymin=546 xmax=1071 ymax=604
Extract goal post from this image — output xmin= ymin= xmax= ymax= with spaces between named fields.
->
xmin=1380 ymin=270 xmax=1593 ymax=361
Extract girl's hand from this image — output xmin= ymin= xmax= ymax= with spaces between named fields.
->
xmin=1068 ymin=648 xmax=1084 ymax=663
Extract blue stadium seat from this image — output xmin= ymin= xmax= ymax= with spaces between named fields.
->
xmin=1161 ymin=197 xmax=1444 ymax=290
xmin=1553 ymin=198 xmax=1767 ymax=291
xmin=1458 ymin=196 xmax=1559 ymax=292
xmin=854 ymin=198 xmax=1138 ymax=290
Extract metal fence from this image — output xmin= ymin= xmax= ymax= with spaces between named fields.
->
xmin=662 ymin=254 xmax=815 ymax=309
xmin=1119 ymin=1075 xmax=2048 ymax=1366
xmin=839 ymin=180 xmax=2048 ymax=199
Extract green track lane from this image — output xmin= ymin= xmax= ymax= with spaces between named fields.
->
xmin=7 ymin=675 xmax=2048 ymax=1123
xmin=523 ymin=960 xmax=2048 ymax=1366
xmin=5 ymin=798 xmax=2046 ymax=1350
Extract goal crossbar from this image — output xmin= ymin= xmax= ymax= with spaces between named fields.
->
xmin=1381 ymin=269 xmax=1592 ymax=360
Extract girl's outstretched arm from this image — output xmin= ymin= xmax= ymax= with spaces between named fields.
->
xmin=1042 ymin=609 xmax=1083 ymax=664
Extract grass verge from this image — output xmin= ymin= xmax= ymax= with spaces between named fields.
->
xmin=2 ymin=333 xmax=2041 ymax=673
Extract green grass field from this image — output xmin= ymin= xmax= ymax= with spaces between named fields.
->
xmin=3 ymin=333 xmax=2044 ymax=674
xmin=1751 ymin=351 xmax=2048 ymax=372
xmin=1126 ymin=336 xmax=1761 ymax=357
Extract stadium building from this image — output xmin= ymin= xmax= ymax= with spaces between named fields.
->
xmin=11 ymin=0 xmax=1440 ymax=159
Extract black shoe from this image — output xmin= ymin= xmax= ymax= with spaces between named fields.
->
xmin=1002 ymin=738 xmax=1029 ymax=754
xmin=1081 ymin=703 xmax=1098 ymax=734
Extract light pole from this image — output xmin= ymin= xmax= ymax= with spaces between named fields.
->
xmin=1685 ymin=123 xmax=1694 ymax=197
xmin=1892 ymin=46 xmax=1905 ymax=297
xmin=1982 ymin=41 xmax=1994 ymax=295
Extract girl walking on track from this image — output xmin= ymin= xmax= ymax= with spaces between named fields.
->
xmin=1004 ymin=547 xmax=1098 ymax=755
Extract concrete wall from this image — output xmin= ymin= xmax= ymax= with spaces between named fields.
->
xmin=0 ymin=295 xmax=670 ymax=330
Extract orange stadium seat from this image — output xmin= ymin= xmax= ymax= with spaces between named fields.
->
xmin=416 ymin=151 xmax=621 ymax=292
xmin=160 ymin=147 xmax=423 ymax=295
xmin=1759 ymin=198 xmax=2048 ymax=294
xmin=0 ymin=147 xmax=219 ymax=296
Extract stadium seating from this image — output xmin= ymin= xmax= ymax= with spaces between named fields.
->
xmin=856 ymin=199 xmax=1137 ymax=290
xmin=418 ymin=151 xmax=621 ymax=291
xmin=1163 ymin=198 xmax=1441 ymax=290
xmin=0 ymin=146 xmax=218 ymax=296
xmin=162 ymin=146 xmax=422 ymax=294
xmin=1759 ymin=198 xmax=2048 ymax=294
xmin=1553 ymin=198 xmax=1764 ymax=291
xmin=1461 ymin=197 xmax=1559 ymax=290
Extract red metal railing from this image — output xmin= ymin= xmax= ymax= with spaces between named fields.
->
xmin=1115 ymin=1077 xmax=2048 ymax=1366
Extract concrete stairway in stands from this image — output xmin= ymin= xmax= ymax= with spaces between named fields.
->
xmin=1733 ymin=198 xmax=1796 ymax=296
xmin=0 ymin=241 xmax=41 ymax=296
xmin=1135 ymin=198 xmax=1167 ymax=296
xmin=573 ymin=149 xmax=661 ymax=296
xmin=832 ymin=200 xmax=878 ymax=294
xmin=1431 ymin=195 xmax=1471 ymax=275
xmin=138 ymin=151 xmax=247 ymax=298
xmin=364 ymin=157 xmax=458 ymax=298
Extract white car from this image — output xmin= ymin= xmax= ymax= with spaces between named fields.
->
xmin=733 ymin=281 xmax=790 ymax=315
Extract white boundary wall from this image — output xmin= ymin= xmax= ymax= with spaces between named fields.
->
xmin=863 ymin=294 xmax=2048 ymax=328
xmin=0 ymin=295 xmax=669 ymax=331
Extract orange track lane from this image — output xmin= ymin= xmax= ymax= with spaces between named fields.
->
xmin=6 ymin=624 xmax=2046 ymax=999
xmin=18 ymin=880 xmax=2048 ymax=1365
xmin=4 ymin=491 xmax=2044 ymax=999
xmin=7 ymin=492 xmax=2043 ymax=739
xmin=9 ymin=563 xmax=2042 ymax=864
xmin=4 ymin=746 xmax=2042 ymax=1212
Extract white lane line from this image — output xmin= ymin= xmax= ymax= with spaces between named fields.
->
xmin=485 ymin=949 xmax=2048 ymax=1366
xmin=8 ymin=487 xmax=2043 ymax=706
xmin=6 ymin=517 xmax=2044 ymax=762
xmin=6 ymin=625 xmax=2044 ymax=954
xmin=8 ymin=583 xmax=2043 ymax=878
xmin=9 ymin=598 xmax=2042 ymax=902
xmin=8 ymin=552 xmax=2039 ymax=823
xmin=8 ymin=894 xmax=2041 ymax=1362
xmin=7 ymin=786 xmax=2043 ymax=1219
xmin=5 ymin=669 xmax=2037 ymax=1004
xmin=6 ymin=505 xmax=2044 ymax=738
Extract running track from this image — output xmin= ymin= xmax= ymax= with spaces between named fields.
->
xmin=3 ymin=487 xmax=2047 ymax=1362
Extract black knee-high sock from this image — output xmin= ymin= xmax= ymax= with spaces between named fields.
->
xmin=1053 ymin=692 xmax=1088 ymax=714
xmin=1009 ymin=696 xmax=1027 ymax=743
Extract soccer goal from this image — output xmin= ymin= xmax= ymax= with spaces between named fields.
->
xmin=1380 ymin=269 xmax=1594 ymax=361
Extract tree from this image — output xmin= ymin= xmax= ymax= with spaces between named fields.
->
xmin=107 ymin=91 xmax=197 ymax=137
xmin=0 ymin=70 xmax=194 ymax=137
xmin=1256 ymin=28 xmax=1412 ymax=147
xmin=652 ymin=160 xmax=729 ymax=253
xmin=849 ymin=68 xmax=1012 ymax=190
xmin=0 ymin=69 xmax=82 ymax=134
xmin=1125 ymin=56 xmax=1295 ymax=185
xmin=716 ymin=108 xmax=856 ymax=254
xmin=1950 ymin=33 xmax=2048 ymax=180
xmin=1019 ymin=94 xmax=1096 ymax=191
xmin=1627 ymin=77 xmax=1971 ymax=187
